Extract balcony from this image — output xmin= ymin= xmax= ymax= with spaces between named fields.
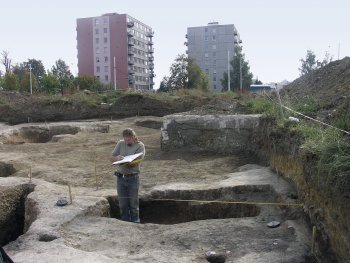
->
xmin=148 ymin=63 xmax=154 ymax=69
xmin=128 ymin=59 xmax=134 ymax=65
xmin=184 ymin=42 xmax=188 ymax=46
xmin=128 ymin=40 xmax=134 ymax=46
xmin=148 ymin=48 xmax=154 ymax=54
xmin=128 ymin=49 xmax=134 ymax=56
xmin=127 ymin=21 xmax=134 ymax=28
xmin=128 ymin=78 xmax=134 ymax=85
xmin=127 ymin=30 xmax=134 ymax=37
xmin=148 ymin=55 xmax=154 ymax=62
xmin=148 ymin=40 xmax=153 ymax=46
xmin=128 ymin=69 xmax=135 ymax=75
xmin=146 ymin=31 xmax=154 ymax=37
xmin=185 ymin=34 xmax=188 ymax=38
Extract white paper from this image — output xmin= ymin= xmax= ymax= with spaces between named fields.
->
xmin=112 ymin=152 xmax=143 ymax=165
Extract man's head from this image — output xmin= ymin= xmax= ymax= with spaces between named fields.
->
xmin=122 ymin=128 xmax=138 ymax=145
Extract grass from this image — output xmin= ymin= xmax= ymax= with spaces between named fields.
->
xmin=243 ymin=94 xmax=350 ymax=192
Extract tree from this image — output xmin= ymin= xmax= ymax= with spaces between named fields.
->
xmin=1 ymin=50 xmax=12 ymax=74
xmin=299 ymin=50 xmax=317 ymax=75
xmin=52 ymin=59 xmax=74 ymax=95
xmin=73 ymin=75 xmax=101 ymax=91
xmin=221 ymin=45 xmax=253 ymax=91
xmin=41 ymin=72 xmax=60 ymax=94
xmin=158 ymin=76 xmax=170 ymax=92
xmin=166 ymin=54 xmax=209 ymax=91
xmin=2 ymin=73 xmax=18 ymax=91
xmin=167 ymin=54 xmax=188 ymax=90
xmin=187 ymin=58 xmax=209 ymax=91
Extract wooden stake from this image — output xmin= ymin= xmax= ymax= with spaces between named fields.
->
xmin=94 ymin=153 xmax=98 ymax=190
xmin=68 ymin=184 xmax=72 ymax=204
xmin=311 ymin=225 xmax=316 ymax=254
xmin=28 ymin=166 xmax=32 ymax=183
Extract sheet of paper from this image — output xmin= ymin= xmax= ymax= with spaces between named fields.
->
xmin=112 ymin=152 xmax=143 ymax=165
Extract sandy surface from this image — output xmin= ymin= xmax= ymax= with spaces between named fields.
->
xmin=0 ymin=116 xmax=313 ymax=263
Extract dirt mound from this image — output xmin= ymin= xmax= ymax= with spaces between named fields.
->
xmin=280 ymin=57 xmax=350 ymax=122
xmin=0 ymin=92 xmax=207 ymax=125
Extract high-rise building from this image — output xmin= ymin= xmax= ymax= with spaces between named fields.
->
xmin=185 ymin=22 xmax=240 ymax=92
xmin=76 ymin=13 xmax=154 ymax=90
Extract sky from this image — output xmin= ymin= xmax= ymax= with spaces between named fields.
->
xmin=1 ymin=0 xmax=350 ymax=88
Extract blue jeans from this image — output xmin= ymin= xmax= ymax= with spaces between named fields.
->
xmin=116 ymin=174 xmax=140 ymax=223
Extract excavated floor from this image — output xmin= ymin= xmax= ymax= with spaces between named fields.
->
xmin=0 ymin=117 xmax=313 ymax=263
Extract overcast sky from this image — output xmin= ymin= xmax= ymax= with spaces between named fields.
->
xmin=1 ymin=0 xmax=349 ymax=88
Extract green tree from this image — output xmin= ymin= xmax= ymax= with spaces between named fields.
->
xmin=73 ymin=75 xmax=101 ymax=91
xmin=167 ymin=54 xmax=188 ymax=90
xmin=17 ymin=71 xmax=39 ymax=93
xmin=23 ymin=59 xmax=46 ymax=88
xmin=52 ymin=59 xmax=74 ymax=95
xmin=167 ymin=54 xmax=209 ymax=91
xmin=41 ymin=72 xmax=60 ymax=94
xmin=188 ymin=58 xmax=209 ymax=91
xmin=158 ymin=76 xmax=170 ymax=92
xmin=2 ymin=73 xmax=18 ymax=91
xmin=221 ymin=45 xmax=253 ymax=91
xmin=299 ymin=50 xmax=317 ymax=75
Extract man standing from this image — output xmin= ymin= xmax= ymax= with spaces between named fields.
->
xmin=112 ymin=128 xmax=145 ymax=223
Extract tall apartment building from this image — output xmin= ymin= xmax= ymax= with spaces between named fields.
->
xmin=76 ymin=13 xmax=154 ymax=90
xmin=186 ymin=22 xmax=240 ymax=92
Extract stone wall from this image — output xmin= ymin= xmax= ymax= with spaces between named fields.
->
xmin=161 ymin=114 xmax=261 ymax=153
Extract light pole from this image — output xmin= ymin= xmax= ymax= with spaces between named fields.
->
xmin=29 ymin=64 xmax=33 ymax=95
xmin=227 ymin=50 xmax=230 ymax=92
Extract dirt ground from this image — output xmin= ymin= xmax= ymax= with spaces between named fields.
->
xmin=0 ymin=117 xmax=313 ymax=263
xmin=0 ymin=116 xmax=253 ymax=193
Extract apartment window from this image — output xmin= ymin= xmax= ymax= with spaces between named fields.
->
xmin=96 ymin=66 xmax=100 ymax=73
xmin=104 ymin=47 xmax=108 ymax=53
xmin=213 ymin=75 xmax=217 ymax=82
xmin=212 ymin=28 xmax=216 ymax=33
xmin=95 ymin=47 xmax=100 ymax=54
xmin=95 ymin=38 xmax=99 ymax=44
xmin=214 ymin=84 xmax=217 ymax=89
xmin=105 ymin=75 xmax=108 ymax=81
xmin=96 ymin=57 xmax=100 ymax=63
xmin=94 ymin=19 xmax=99 ymax=25
xmin=104 ymin=37 xmax=108 ymax=43
xmin=103 ymin=17 xmax=108 ymax=24
xmin=95 ymin=29 xmax=99 ymax=34
xmin=205 ymin=36 xmax=208 ymax=41
xmin=205 ymin=27 xmax=208 ymax=32
xmin=104 ymin=56 xmax=108 ymax=62
xmin=213 ymin=52 xmax=216 ymax=57
xmin=104 ymin=66 xmax=108 ymax=72
xmin=212 ymin=35 xmax=216 ymax=41
xmin=103 ymin=28 xmax=108 ymax=33
xmin=205 ymin=53 xmax=209 ymax=58
xmin=212 ymin=45 xmax=216 ymax=50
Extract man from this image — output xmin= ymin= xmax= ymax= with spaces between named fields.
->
xmin=112 ymin=128 xmax=145 ymax=223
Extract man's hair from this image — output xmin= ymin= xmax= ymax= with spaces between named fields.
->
xmin=122 ymin=128 xmax=139 ymax=142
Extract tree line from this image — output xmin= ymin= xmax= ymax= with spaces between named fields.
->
xmin=0 ymin=51 xmax=110 ymax=95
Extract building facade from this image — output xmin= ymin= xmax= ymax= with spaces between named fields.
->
xmin=76 ymin=13 xmax=154 ymax=90
xmin=186 ymin=22 xmax=240 ymax=92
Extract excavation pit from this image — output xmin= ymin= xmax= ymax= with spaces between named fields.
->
xmin=108 ymin=197 xmax=260 ymax=224
xmin=0 ymin=184 xmax=35 ymax=246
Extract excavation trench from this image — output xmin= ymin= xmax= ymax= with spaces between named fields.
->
xmin=106 ymin=185 xmax=278 ymax=224
xmin=0 ymin=184 xmax=35 ymax=246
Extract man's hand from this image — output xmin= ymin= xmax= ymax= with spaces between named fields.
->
xmin=112 ymin=155 xmax=124 ymax=162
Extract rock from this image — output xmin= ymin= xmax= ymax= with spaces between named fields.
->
xmin=205 ymin=251 xmax=227 ymax=263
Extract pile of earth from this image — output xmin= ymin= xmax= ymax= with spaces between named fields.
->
xmin=0 ymin=92 xmax=209 ymax=125
xmin=280 ymin=57 xmax=350 ymax=123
